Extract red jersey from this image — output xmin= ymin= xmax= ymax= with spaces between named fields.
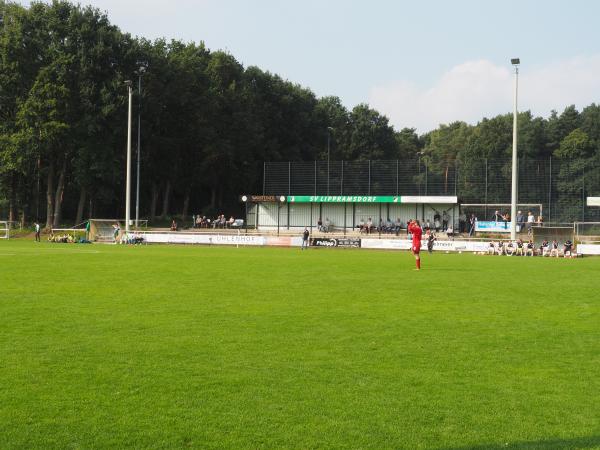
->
xmin=408 ymin=222 xmax=422 ymax=248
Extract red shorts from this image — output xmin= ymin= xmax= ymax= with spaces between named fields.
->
xmin=412 ymin=244 xmax=421 ymax=254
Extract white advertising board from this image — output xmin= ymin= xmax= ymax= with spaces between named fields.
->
xmin=361 ymin=239 xmax=412 ymax=250
xmin=140 ymin=232 xmax=265 ymax=246
xmin=401 ymin=195 xmax=457 ymax=204
xmin=576 ymin=244 xmax=600 ymax=255
xmin=475 ymin=221 xmax=512 ymax=233
xmin=361 ymin=238 xmax=490 ymax=252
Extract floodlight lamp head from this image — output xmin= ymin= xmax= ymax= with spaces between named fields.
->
xmin=124 ymin=80 xmax=132 ymax=87
xmin=241 ymin=195 xmax=248 ymax=202
xmin=511 ymin=58 xmax=520 ymax=65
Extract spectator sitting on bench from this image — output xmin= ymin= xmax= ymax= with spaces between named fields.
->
xmin=394 ymin=218 xmax=402 ymax=235
xmin=505 ymin=241 xmax=514 ymax=256
xmin=171 ymin=219 xmax=178 ymax=231
xmin=496 ymin=241 xmax=505 ymax=255
xmin=365 ymin=218 xmax=373 ymax=234
xmin=525 ymin=239 xmax=535 ymax=256
xmin=563 ymin=240 xmax=573 ymax=258
xmin=358 ymin=218 xmax=365 ymax=233
xmin=540 ymin=239 xmax=550 ymax=256
xmin=550 ymin=240 xmax=560 ymax=257
xmin=515 ymin=239 xmax=524 ymax=256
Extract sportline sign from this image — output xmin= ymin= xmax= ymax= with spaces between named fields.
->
xmin=287 ymin=195 xmax=457 ymax=204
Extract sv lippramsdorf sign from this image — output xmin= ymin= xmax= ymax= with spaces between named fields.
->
xmin=287 ymin=195 xmax=457 ymax=204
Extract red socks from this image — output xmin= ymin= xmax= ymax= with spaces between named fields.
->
xmin=416 ymin=259 xmax=421 ymax=270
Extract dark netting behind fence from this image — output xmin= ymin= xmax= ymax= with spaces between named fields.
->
xmin=263 ymin=158 xmax=600 ymax=223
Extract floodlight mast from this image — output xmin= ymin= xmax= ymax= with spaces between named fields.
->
xmin=510 ymin=58 xmax=520 ymax=240
xmin=125 ymin=80 xmax=133 ymax=233
xmin=135 ymin=60 xmax=148 ymax=228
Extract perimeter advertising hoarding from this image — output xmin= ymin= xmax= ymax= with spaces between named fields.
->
xmin=140 ymin=232 xmax=266 ymax=246
xmin=266 ymin=236 xmax=303 ymax=247
xmin=576 ymin=244 xmax=600 ymax=255
xmin=310 ymin=237 xmax=361 ymax=248
xmin=361 ymin=239 xmax=490 ymax=252
xmin=475 ymin=221 xmax=512 ymax=233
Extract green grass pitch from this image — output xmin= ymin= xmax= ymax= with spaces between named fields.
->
xmin=1 ymin=240 xmax=599 ymax=449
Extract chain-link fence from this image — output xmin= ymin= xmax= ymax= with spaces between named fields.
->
xmin=263 ymin=158 xmax=600 ymax=224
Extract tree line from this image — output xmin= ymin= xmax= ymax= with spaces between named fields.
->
xmin=1 ymin=1 xmax=599 ymax=227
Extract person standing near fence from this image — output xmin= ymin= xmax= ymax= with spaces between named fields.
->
xmin=302 ymin=227 xmax=310 ymax=250
xmin=469 ymin=214 xmax=476 ymax=237
xmin=34 ymin=222 xmax=40 ymax=242
xmin=113 ymin=223 xmax=120 ymax=243
xmin=427 ymin=229 xmax=436 ymax=253
xmin=527 ymin=211 xmax=535 ymax=235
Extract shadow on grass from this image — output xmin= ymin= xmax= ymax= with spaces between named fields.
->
xmin=440 ymin=435 xmax=600 ymax=450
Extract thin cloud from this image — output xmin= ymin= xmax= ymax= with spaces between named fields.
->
xmin=369 ymin=56 xmax=600 ymax=133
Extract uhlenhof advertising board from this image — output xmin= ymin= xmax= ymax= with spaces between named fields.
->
xmin=139 ymin=232 xmax=266 ymax=246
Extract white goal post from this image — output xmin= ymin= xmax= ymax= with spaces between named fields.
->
xmin=88 ymin=219 xmax=123 ymax=242
xmin=0 ymin=221 xmax=9 ymax=239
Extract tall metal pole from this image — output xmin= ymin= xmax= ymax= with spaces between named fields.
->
xmin=125 ymin=81 xmax=133 ymax=233
xmin=135 ymin=74 xmax=142 ymax=227
xmin=327 ymin=128 xmax=331 ymax=195
xmin=510 ymin=60 xmax=520 ymax=240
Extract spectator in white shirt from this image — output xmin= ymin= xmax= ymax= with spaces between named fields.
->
xmin=527 ymin=211 xmax=535 ymax=235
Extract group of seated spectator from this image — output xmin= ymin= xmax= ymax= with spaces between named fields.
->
xmin=47 ymin=233 xmax=91 ymax=244
xmin=487 ymin=239 xmax=575 ymax=257
xmin=357 ymin=218 xmax=406 ymax=235
xmin=48 ymin=233 xmax=77 ymax=243
xmin=421 ymin=219 xmax=454 ymax=236
xmin=430 ymin=210 xmax=451 ymax=232
xmin=317 ymin=217 xmax=332 ymax=232
xmin=192 ymin=214 xmax=238 ymax=229
xmin=119 ymin=232 xmax=145 ymax=245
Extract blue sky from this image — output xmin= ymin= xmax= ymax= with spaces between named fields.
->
xmin=18 ymin=0 xmax=600 ymax=132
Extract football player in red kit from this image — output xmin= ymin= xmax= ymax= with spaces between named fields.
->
xmin=408 ymin=219 xmax=423 ymax=270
